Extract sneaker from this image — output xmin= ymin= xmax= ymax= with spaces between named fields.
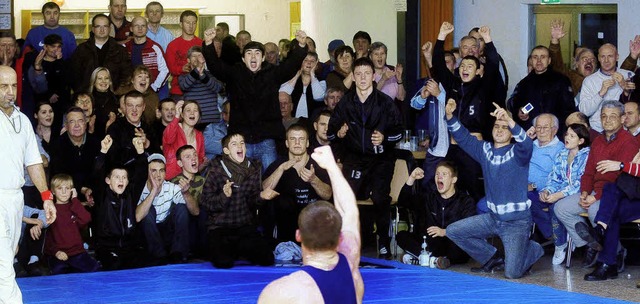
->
xmin=552 ymin=243 xmax=568 ymax=265
xmin=617 ymin=247 xmax=627 ymax=273
xmin=402 ymin=253 xmax=419 ymax=265
xmin=379 ymin=247 xmax=392 ymax=260
xmin=436 ymin=257 xmax=450 ymax=269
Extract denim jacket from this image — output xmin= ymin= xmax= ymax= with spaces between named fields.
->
xmin=542 ymin=147 xmax=590 ymax=196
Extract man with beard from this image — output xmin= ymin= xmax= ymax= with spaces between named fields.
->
xmin=263 ymin=125 xmax=332 ymax=242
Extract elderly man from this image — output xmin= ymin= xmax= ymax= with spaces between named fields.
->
xmin=548 ymin=20 xmax=596 ymax=100
xmin=49 ymin=107 xmax=101 ymax=204
xmin=0 ymin=66 xmax=56 ymax=302
xmin=555 ymin=100 xmax=639 ymax=268
xmin=524 ymin=114 xmax=564 ymax=242
xmin=579 ymin=44 xmax=635 ymax=132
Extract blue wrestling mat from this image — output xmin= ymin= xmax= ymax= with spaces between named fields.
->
xmin=18 ymin=257 xmax=633 ymax=303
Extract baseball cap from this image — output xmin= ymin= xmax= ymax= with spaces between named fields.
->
xmin=328 ymin=39 xmax=345 ymax=53
xmin=147 ymin=153 xmax=166 ymax=164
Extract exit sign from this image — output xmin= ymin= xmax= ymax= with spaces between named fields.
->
xmin=541 ymin=0 xmax=560 ymax=3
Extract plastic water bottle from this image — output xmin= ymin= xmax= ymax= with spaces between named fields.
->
xmin=419 ymin=236 xmax=430 ymax=266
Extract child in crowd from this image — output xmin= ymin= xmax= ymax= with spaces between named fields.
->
xmin=171 ymin=144 xmax=206 ymax=257
xmin=93 ymin=135 xmax=150 ymax=270
xmin=44 ymin=174 xmax=100 ymax=275
xmin=201 ymin=133 xmax=278 ymax=268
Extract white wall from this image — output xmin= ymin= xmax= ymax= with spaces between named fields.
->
xmin=15 ymin=0 xmax=292 ymax=46
xmin=301 ymin=0 xmax=399 ymax=64
xmin=453 ymin=0 xmax=640 ymax=94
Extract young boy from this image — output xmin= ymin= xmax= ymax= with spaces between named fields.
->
xmin=171 ymin=144 xmax=206 ymax=257
xmin=92 ymin=135 xmax=149 ymax=270
xmin=396 ymin=161 xmax=476 ymax=267
xmin=44 ymin=174 xmax=99 ymax=275
xmin=201 ymin=133 xmax=278 ymax=268
xmin=14 ymin=205 xmax=50 ymax=277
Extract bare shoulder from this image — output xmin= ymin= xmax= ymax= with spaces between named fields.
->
xmin=258 ymin=271 xmax=323 ymax=304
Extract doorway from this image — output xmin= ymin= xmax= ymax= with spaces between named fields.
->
xmin=533 ymin=4 xmax=617 ymax=70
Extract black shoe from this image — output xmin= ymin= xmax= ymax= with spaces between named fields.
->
xmin=26 ymin=262 xmax=46 ymax=276
xmin=169 ymin=252 xmax=187 ymax=264
xmin=584 ymin=262 xmax=618 ymax=281
xmin=13 ymin=262 xmax=27 ymax=278
xmin=617 ymin=247 xmax=627 ymax=273
xmin=582 ymin=247 xmax=599 ymax=268
xmin=471 ymin=256 xmax=505 ymax=273
xmin=575 ymin=222 xmax=603 ymax=251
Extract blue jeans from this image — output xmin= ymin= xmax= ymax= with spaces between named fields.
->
xmin=528 ymin=190 xmax=567 ymax=246
xmin=246 ymin=139 xmax=277 ymax=172
xmin=140 ymin=203 xmax=190 ymax=259
xmin=203 ymin=122 xmax=227 ymax=160
xmin=447 ymin=212 xmax=544 ymax=279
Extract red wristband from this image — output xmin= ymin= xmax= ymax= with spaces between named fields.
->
xmin=41 ymin=190 xmax=53 ymax=201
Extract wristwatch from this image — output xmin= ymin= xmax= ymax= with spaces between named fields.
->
xmin=620 ymin=162 xmax=625 ymax=170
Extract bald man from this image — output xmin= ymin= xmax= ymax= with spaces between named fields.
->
xmin=124 ymin=16 xmax=169 ymax=93
xmin=0 ymin=66 xmax=56 ymax=302
xmin=579 ymin=43 xmax=634 ymax=132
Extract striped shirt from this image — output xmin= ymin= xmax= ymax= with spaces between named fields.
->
xmin=138 ymin=181 xmax=186 ymax=223
xmin=179 ymin=69 xmax=224 ymax=124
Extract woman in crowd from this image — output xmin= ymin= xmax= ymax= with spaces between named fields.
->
xmin=325 ymin=45 xmax=355 ymax=92
xmin=116 ymin=65 xmax=160 ymax=126
xmin=163 ymin=100 xmax=206 ymax=180
xmin=89 ymin=67 xmax=118 ymax=136
xmin=34 ymin=102 xmax=57 ymax=154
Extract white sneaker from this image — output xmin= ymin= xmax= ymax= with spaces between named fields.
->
xmin=402 ymin=253 xmax=418 ymax=265
xmin=552 ymin=243 xmax=568 ymax=265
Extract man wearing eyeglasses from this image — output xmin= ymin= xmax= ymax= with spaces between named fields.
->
xmin=70 ymin=14 xmax=132 ymax=93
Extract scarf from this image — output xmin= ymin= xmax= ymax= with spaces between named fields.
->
xmin=221 ymin=154 xmax=253 ymax=184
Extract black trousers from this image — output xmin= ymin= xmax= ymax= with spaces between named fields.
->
xmin=207 ymin=226 xmax=274 ymax=269
xmin=343 ymin=157 xmax=394 ymax=250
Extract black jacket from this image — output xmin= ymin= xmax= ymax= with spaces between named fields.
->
xmin=327 ymin=88 xmax=404 ymax=162
xmin=433 ymin=40 xmax=500 ymax=135
xmin=398 ymin=184 xmax=476 ymax=237
xmin=203 ymin=40 xmax=307 ymax=143
xmin=92 ymin=152 xmax=147 ymax=250
xmin=509 ymin=69 xmax=576 ymax=131
xmin=70 ymin=36 xmax=132 ymax=93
